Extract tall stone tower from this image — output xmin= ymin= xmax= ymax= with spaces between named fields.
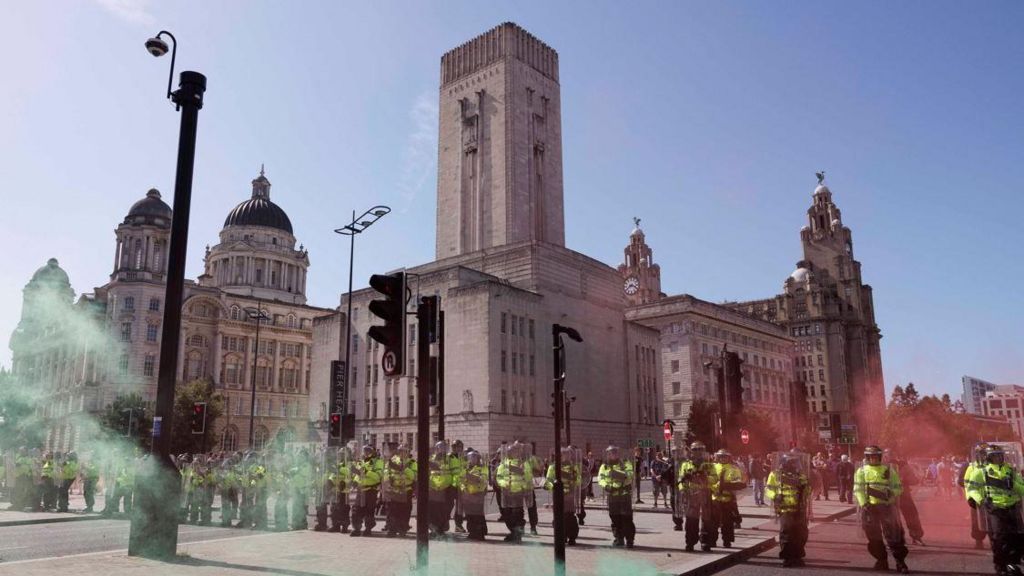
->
xmin=617 ymin=218 xmax=663 ymax=305
xmin=435 ymin=22 xmax=565 ymax=259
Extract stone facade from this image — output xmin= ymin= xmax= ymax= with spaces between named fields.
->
xmin=980 ymin=385 xmax=1024 ymax=439
xmin=962 ymin=375 xmax=998 ymax=415
xmin=310 ymin=23 xmax=661 ymax=457
xmin=436 ymin=23 xmax=565 ymax=259
xmin=729 ymin=179 xmax=886 ymax=444
xmin=10 ymin=172 xmax=331 ymax=452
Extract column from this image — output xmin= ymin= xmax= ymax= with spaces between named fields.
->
xmin=212 ymin=330 xmax=223 ymax=386
xmin=272 ymin=337 xmax=281 ymax=392
xmin=298 ymin=343 xmax=307 ymax=394
xmin=113 ymin=238 xmax=122 ymax=273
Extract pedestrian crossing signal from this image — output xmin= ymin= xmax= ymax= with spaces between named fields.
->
xmin=190 ymin=402 xmax=207 ymax=435
xmin=329 ymin=413 xmax=342 ymax=439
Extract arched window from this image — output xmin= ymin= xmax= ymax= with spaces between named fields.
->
xmin=185 ymin=350 xmax=205 ymax=381
xmin=188 ymin=335 xmax=204 ymax=347
xmin=134 ymin=239 xmax=143 ymax=270
xmin=287 ymin=315 xmax=296 ymax=328
xmin=230 ymin=306 xmax=240 ymax=321
xmin=253 ymin=426 xmax=269 ymax=450
xmin=221 ymin=426 xmax=239 ymax=451
xmin=153 ymin=243 xmax=163 ymax=272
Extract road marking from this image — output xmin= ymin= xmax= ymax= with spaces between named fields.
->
xmin=0 ymin=547 xmax=28 ymax=552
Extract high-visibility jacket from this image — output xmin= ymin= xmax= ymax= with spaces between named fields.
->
xmin=853 ymin=464 xmax=902 ymax=506
xmin=41 ymin=460 xmax=54 ymax=480
xmin=544 ymin=462 xmax=581 ymax=491
xmin=247 ymin=464 xmax=267 ymax=489
xmin=16 ymin=455 xmax=33 ymax=477
xmin=765 ymin=470 xmax=808 ymax=514
xmin=83 ymin=462 xmax=100 ymax=481
xmin=449 ymin=454 xmax=466 ymax=487
xmin=496 ymin=458 xmax=530 ymax=494
xmin=60 ymin=461 xmax=79 ymax=482
xmin=967 ymin=462 xmax=1024 ymax=510
xmin=460 ymin=465 xmax=489 ymax=495
xmin=963 ymin=461 xmax=984 ymax=499
xmin=384 ymin=456 xmax=415 ymax=491
xmin=598 ymin=460 xmax=634 ymax=496
xmin=429 ymin=454 xmax=456 ymax=491
xmin=353 ymin=457 xmax=383 ymax=490
xmin=116 ymin=463 xmax=135 ymax=488
xmin=712 ymin=462 xmax=745 ymax=503
xmin=677 ymin=460 xmax=718 ymax=495
xmin=329 ymin=462 xmax=351 ymax=490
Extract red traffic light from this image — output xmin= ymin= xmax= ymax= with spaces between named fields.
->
xmin=740 ymin=429 xmax=750 ymax=445
xmin=330 ymin=414 xmax=340 ymax=423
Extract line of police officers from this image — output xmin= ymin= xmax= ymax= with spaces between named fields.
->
xmin=963 ymin=443 xmax=1024 ymax=576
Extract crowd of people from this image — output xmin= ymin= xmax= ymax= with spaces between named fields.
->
xmin=6 ymin=439 xmax=1024 ymax=574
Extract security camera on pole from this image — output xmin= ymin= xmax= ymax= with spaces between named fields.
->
xmin=129 ymin=29 xmax=206 ymax=560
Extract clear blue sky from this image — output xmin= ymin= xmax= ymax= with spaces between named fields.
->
xmin=2 ymin=1 xmax=1022 ymax=401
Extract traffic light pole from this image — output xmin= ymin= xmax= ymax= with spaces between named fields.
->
xmin=437 ymin=310 xmax=445 ymax=441
xmin=129 ymin=69 xmax=206 ymax=560
xmin=552 ymin=329 xmax=566 ymax=576
xmin=415 ymin=297 xmax=434 ymax=572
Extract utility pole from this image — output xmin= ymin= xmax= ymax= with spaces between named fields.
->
xmin=415 ymin=296 xmax=437 ymax=572
xmin=552 ymin=323 xmax=583 ymax=576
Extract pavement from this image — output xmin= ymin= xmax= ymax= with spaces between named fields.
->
xmin=0 ymin=484 xmax=858 ymax=576
xmin=718 ymin=485 xmax=994 ymax=576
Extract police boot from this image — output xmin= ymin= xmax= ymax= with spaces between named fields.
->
xmin=873 ymin=559 xmax=890 ymax=571
xmin=895 ymin=559 xmax=909 ymax=574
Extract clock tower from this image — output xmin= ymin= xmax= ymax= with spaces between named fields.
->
xmin=618 ymin=218 xmax=663 ymax=305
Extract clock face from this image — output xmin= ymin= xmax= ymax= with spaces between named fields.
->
xmin=624 ymin=276 xmax=640 ymax=295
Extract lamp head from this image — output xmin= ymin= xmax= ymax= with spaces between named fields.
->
xmin=554 ymin=324 xmax=583 ymax=343
xmin=145 ymin=36 xmax=170 ymax=57
xmin=373 ymin=209 xmax=389 ymax=217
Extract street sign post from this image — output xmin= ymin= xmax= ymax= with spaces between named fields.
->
xmin=638 ymin=439 xmax=654 ymax=448
xmin=838 ymin=424 xmax=858 ymax=445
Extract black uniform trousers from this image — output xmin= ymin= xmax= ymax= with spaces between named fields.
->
xmin=986 ymin=506 xmax=1024 ymax=569
xmin=559 ymin=511 xmax=580 ymax=543
xmin=428 ymin=490 xmax=453 ymax=533
xmin=387 ymin=500 xmax=412 ymax=534
xmin=898 ymin=492 xmax=923 ymax=541
xmin=503 ymin=506 xmax=526 ymax=538
xmin=778 ymin=512 xmax=809 ymax=560
xmin=861 ymin=504 xmax=908 ymax=563
xmin=448 ymin=486 xmax=464 ymax=528
xmin=57 ymin=479 xmax=72 ymax=512
xmin=351 ymin=489 xmax=378 ymax=532
xmin=709 ymin=499 xmax=736 ymax=545
xmin=83 ymin=478 xmax=97 ymax=511
xmin=608 ymin=494 xmax=636 ymax=543
xmin=684 ymin=496 xmax=714 ymax=547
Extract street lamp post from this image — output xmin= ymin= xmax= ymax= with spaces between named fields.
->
xmin=129 ymin=30 xmax=207 ymax=560
xmin=333 ymin=206 xmax=390 ymax=441
xmin=564 ymin=395 xmax=576 ymax=446
xmin=552 ymin=324 xmax=583 ymax=576
xmin=244 ymin=303 xmax=269 ymax=449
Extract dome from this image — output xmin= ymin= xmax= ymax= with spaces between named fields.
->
xmin=223 ymin=170 xmax=294 ymax=234
xmin=790 ymin=267 xmax=810 ymax=283
xmin=29 ymin=258 xmax=71 ymax=287
xmin=814 ymin=184 xmax=831 ymax=196
xmin=224 ymin=197 xmax=293 ymax=234
xmin=124 ymin=189 xmax=172 ymax=226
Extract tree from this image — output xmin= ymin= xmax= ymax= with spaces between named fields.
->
xmin=940 ymin=393 xmax=952 ymax=411
xmin=880 ymin=391 xmax=1016 ymax=457
xmin=903 ymin=383 xmax=920 ymax=407
xmin=733 ymin=409 xmax=780 ymax=456
xmin=171 ymin=379 xmax=224 ymax=454
xmin=889 ymin=385 xmax=906 ymax=408
xmin=99 ymin=393 xmax=153 ymax=450
xmin=685 ymin=398 xmax=718 ymax=447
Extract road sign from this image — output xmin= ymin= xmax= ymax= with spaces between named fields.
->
xmin=663 ymin=422 xmax=673 ymax=441
xmin=838 ymin=424 xmax=858 ymax=445
xmin=638 ymin=439 xmax=654 ymax=448
xmin=740 ymin=429 xmax=750 ymax=445
xmin=381 ymin=351 xmax=397 ymax=375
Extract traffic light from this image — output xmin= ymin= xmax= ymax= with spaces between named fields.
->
xmin=190 ymin=402 xmax=207 ymax=435
xmin=329 ymin=413 xmax=341 ymax=439
xmin=723 ymin=351 xmax=744 ymax=416
xmin=368 ymin=272 xmax=406 ymax=377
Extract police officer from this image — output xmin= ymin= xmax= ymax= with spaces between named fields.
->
xmin=449 ymin=440 xmax=467 ymax=533
xmin=460 ymin=450 xmax=490 ymax=541
xmin=965 ymin=443 xmax=992 ymax=549
xmin=966 ymin=445 xmax=1024 ymax=576
xmin=81 ymin=456 xmax=100 ymax=513
xmin=854 ymin=445 xmax=909 ymax=573
xmin=766 ymin=453 xmax=810 ymax=568
xmin=599 ymin=445 xmax=636 ymax=548
xmin=330 ymin=447 xmax=353 ymax=533
xmin=710 ymin=449 xmax=745 ymax=548
xmin=678 ymin=442 xmax=718 ymax=551
xmin=546 ymin=446 xmax=582 ymax=546
xmin=384 ymin=444 xmax=415 ymax=537
xmin=350 ymin=445 xmax=383 ymax=536
xmin=57 ymin=452 xmax=78 ymax=513
xmin=428 ymin=441 xmax=455 ymax=537
xmin=496 ymin=441 xmax=530 ymax=542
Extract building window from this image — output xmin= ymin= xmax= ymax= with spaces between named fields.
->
xmin=822 ymin=401 xmax=827 ymax=412
xmin=511 ymin=315 xmax=517 ymax=335
xmin=511 ymin=353 xmax=518 ymax=374
xmin=819 ymin=370 xmax=825 ymax=381
xmin=501 ymin=313 xmax=507 ymax=333
xmin=409 ymin=395 xmax=415 ymax=416
xmin=501 ymin=390 xmax=508 ymax=413
xmin=123 ymin=296 xmax=134 ymax=311
xmin=529 ymin=355 xmax=535 ymax=376
xmin=519 ymin=317 xmax=525 ymax=337
xmin=120 ymin=322 xmax=132 ymax=342
xmin=149 ymin=298 xmax=160 ymax=312
xmin=671 ymin=360 xmax=679 ymax=373
xmin=372 ymin=398 xmax=378 ymax=419
xmin=143 ymin=354 xmax=155 ymax=377
xmin=501 ymin=350 xmax=507 ymax=372
xmin=529 ymin=319 xmax=535 ymax=339
xmin=222 ymin=426 xmax=239 ymax=451
xmin=672 ymin=381 xmax=681 ymax=396
xmin=146 ymin=324 xmax=158 ymax=342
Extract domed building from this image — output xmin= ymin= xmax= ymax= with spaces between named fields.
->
xmin=13 ymin=170 xmax=331 ymax=452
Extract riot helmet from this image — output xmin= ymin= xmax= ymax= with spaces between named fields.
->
xmin=690 ymin=441 xmax=707 ymax=463
xmin=466 ymin=450 xmax=482 ymax=467
xmin=605 ymin=445 xmax=621 ymax=463
xmin=986 ymin=445 xmax=1006 ymax=465
xmin=433 ymin=441 xmax=448 ymax=457
xmin=451 ymin=440 xmax=464 ymax=455
xmin=863 ymin=445 xmax=884 ymax=464
xmin=714 ymin=449 xmax=732 ymax=463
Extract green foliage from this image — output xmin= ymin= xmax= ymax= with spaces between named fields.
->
xmin=98 ymin=393 xmax=153 ymax=450
xmin=733 ymin=409 xmax=780 ymax=455
xmin=685 ymin=398 xmax=717 ymax=446
xmin=880 ymin=390 xmax=1016 ymax=457
xmin=171 ymin=379 xmax=224 ymax=454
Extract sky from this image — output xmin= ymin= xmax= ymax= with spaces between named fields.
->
xmin=1 ymin=1 xmax=1021 ymax=401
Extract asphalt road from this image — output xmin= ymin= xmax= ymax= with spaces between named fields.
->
xmin=722 ymin=486 xmax=995 ymax=576
xmin=0 ymin=519 xmax=249 ymax=564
